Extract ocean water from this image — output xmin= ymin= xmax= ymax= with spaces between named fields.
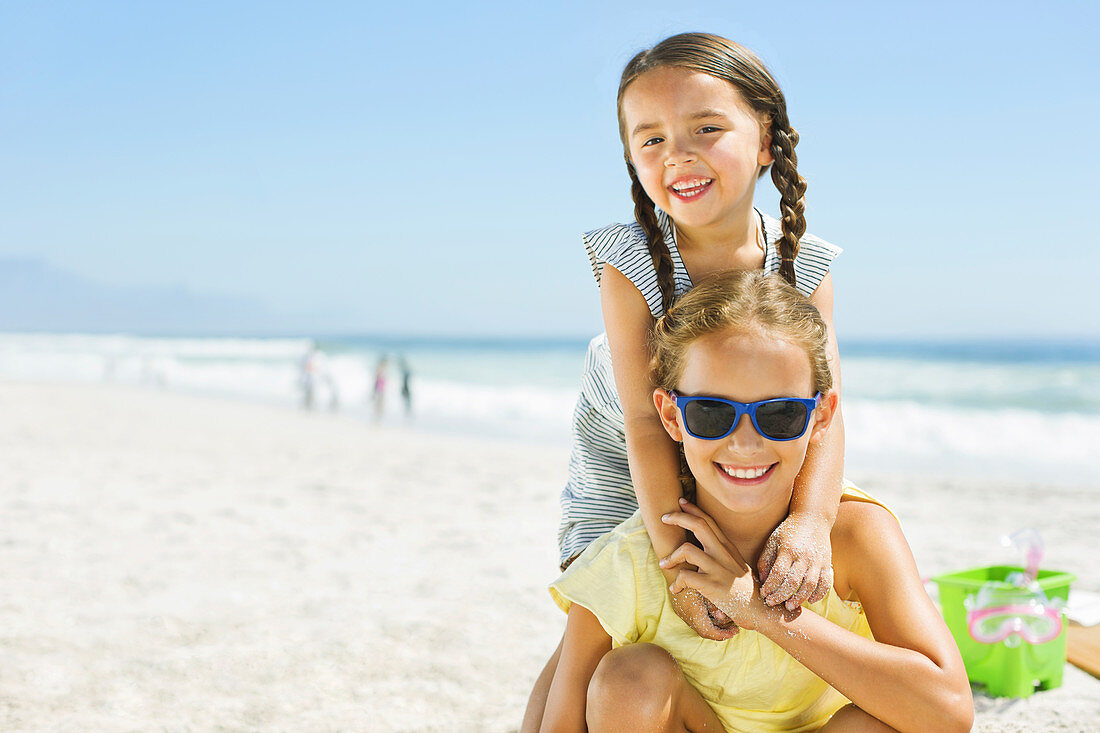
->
xmin=1 ymin=332 xmax=1098 ymax=484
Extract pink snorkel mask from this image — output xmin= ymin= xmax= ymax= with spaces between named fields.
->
xmin=966 ymin=592 xmax=1063 ymax=646
xmin=965 ymin=529 xmax=1064 ymax=647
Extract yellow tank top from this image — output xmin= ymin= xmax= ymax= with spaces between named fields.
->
xmin=550 ymin=483 xmax=896 ymax=732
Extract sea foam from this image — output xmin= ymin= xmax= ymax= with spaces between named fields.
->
xmin=2 ymin=332 xmax=1096 ymax=483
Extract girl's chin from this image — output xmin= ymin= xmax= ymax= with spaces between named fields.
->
xmin=662 ymin=206 xmax=720 ymax=230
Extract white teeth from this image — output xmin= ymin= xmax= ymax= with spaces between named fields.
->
xmin=722 ymin=465 xmax=768 ymax=479
xmin=671 ymin=178 xmax=711 ymax=192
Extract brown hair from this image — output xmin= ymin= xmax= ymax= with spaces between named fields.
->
xmin=617 ymin=32 xmax=808 ymax=311
xmin=650 ymin=270 xmax=830 ymax=499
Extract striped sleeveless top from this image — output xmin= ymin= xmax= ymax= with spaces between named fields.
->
xmin=557 ymin=208 xmax=842 ymax=566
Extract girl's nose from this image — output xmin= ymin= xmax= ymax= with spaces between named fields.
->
xmin=727 ymin=414 xmax=763 ymax=450
xmin=663 ymin=137 xmax=696 ymax=167
xmin=664 ymin=150 xmax=696 ymax=168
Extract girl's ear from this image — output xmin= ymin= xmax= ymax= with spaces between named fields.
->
xmin=757 ymin=121 xmax=775 ymax=167
xmin=653 ymin=388 xmax=684 ymax=442
xmin=808 ymin=389 xmax=839 ymax=445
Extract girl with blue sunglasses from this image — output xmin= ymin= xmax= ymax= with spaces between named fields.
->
xmin=538 ymin=270 xmax=972 ymax=732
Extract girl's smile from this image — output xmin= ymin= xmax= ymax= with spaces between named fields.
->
xmin=668 ymin=175 xmax=714 ymax=201
xmin=716 ymin=462 xmax=775 ymax=484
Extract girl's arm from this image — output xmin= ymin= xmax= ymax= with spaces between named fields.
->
xmin=599 ymin=265 xmax=733 ymax=640
xmin=759 ymin=272 xmax=846 ymax=609
xmin=786 ymin=501 xmax=973 ymax=731
xmin=664 ymin=501 xmax=974 ymax=733
xmin=540 ymin=604 xmax=612 ymax=733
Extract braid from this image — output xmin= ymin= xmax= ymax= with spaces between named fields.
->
xmin=628 ymin=164 xmax=676 ymax=313
xmin=768 ymin=109 xmax=807 ymax=288
xmin=677 ymin=443 xmax=697 ymax=504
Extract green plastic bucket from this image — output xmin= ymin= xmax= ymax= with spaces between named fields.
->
xmin=931 ymin=565 xmax=1075 ymax=698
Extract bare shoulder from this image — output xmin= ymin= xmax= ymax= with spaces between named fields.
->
xmin=599 ymin=264 xmax=655 ymax=363
xmin=809 ymin=271 xmax=834 ymax=302
xmin=830 ymin=498 xmax=910 ymax=600
xmin=832 ymin=497 xmax=899 ymax=544
xmin=600 ymin=262 xmax=649 ymax=309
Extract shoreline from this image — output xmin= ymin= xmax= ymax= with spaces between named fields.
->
xmin=1 ymin=381 xmax=1097 ymax=730
xmin=10 ymin=375 xmax=1098 ymax=491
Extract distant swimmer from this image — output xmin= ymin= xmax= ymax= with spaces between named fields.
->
xmin=371 ymin=355 xmax=389 ymax=421
xmin=299 ymin=342 xmax=320 ymax=411
xmin=399 ymin=356 xmax=413 ymax=416
xmin=299 ymin=342 xmax=339 ymax=412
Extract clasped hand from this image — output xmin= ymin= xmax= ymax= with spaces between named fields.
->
xmin=660 ymin=498 xmax=780 ymax=632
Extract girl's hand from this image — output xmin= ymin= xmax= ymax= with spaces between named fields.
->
xmin=757 ymin=511 xmax=833 ymax=611
xmin=669 ymin=587 xmax=740 ymax=641
xmin=659 ymin=499 xmax=769 ymax=631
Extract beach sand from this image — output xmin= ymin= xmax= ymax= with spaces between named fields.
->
xmin=1 ymin=382 xmax=1097 ymax=731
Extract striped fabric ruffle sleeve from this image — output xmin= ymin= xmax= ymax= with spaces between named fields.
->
xmin=583 ymin=221 xmax=666 ymax=319
xmin=760 ymin=213 xmax=842 ymax=298
xmin=791 ymin=233 xmax=843 ymax=298
xmin=550 ymin=519 xmax=651 ymax=646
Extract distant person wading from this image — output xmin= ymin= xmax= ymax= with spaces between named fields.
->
xmin=399 ymin=356 xmax=412 ymax=416
xmin=372 ymin=356 xmax=388 ymax=420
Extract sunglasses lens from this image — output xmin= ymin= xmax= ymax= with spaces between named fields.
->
xmin=754 ymin=400 xmax=811 ymax=440
xmin=683 ymin=399 xmax=737 ymax=439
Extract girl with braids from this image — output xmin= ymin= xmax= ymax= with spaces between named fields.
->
xmin=525 ymin=32 xmax=853 ymax=727
xmin=540 ymin=270 xmax=972 ymax=732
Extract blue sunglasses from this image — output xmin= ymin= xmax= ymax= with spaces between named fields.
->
xmin=669 ymin=391 xmax=822 ymax=441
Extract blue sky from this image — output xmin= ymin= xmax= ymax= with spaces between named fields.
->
xmin=2 ymin=1 xmax=1098 ymax=339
